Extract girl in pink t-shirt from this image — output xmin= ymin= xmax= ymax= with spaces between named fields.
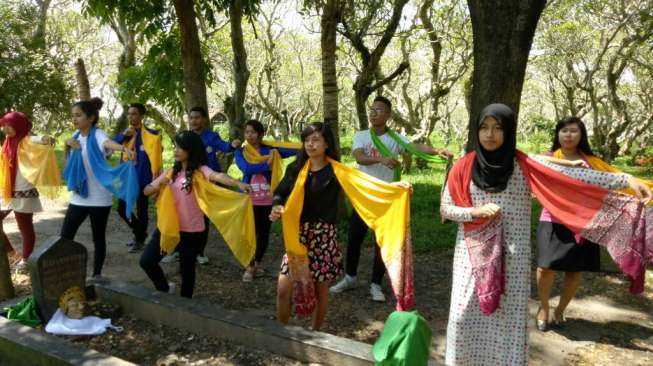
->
xmin=140 ymin=131 xmax=250 ymax=298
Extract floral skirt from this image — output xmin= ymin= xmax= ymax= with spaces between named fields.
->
xmin=280 ymin=221 xmax=342 ymax=282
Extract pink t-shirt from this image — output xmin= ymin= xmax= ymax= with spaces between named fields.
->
xmin=151 ymin=166 xmax=214 ymax=233
xmin=250 ymin=173 xmax=273 ymax=206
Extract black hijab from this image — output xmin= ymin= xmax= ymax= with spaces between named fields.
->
xmin=471 ymin=103 xmax=517 ymax=193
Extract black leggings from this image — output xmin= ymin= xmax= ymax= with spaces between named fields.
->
xmin=117 ymin=188 xmax=149 ymax=243
xmin=252 ymin=205 xmax=273 ymax=264
xmin=345 ymin=210 xmax=386 ymax=285
xmin=198 ymin=216 xmax=210 ymax=256
xmin=139 ymin=229 xmax=202 ymax=298
xmin=60 ymin=204 xmax=112 ymax=276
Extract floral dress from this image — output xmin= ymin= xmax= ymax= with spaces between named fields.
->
xmin=440 ymin=155 xmax=630 ymax=365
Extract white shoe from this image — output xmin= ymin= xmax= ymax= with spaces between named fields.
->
xmin=197 ymin=255 xmax=209 ymax=265
xmin=370 ymin=283 xmax=386 ymax=302
xmin=167 ymin=282 xmax=176 ymax=294
xmin=14 ymin=259 xmax=28 ymax=273
xmin=329 ymin=275 xmax=357 ymax=293
xmin=161 ymin=252 xmax=179 ymax=263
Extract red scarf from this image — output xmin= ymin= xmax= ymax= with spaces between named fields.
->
xmin=447 ymin=150 xmax=651 ymax=315
xmin=0 ymin=112 xmax=31 ymax=201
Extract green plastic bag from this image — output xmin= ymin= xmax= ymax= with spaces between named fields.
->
xmin=373 ymin=310 xmax=432 ymax=366
xmin=4 ymin=296 xmax=42 ymax=327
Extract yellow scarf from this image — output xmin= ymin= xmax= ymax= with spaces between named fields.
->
xmin=282 ymin=157 xmax=410 ymax=264
xmin=242 ymin=140 xmax=301 ymax=192
xmin=155 ymin=169 xmax=256 ymax=267
xmin=123 ymin=126 xmax=163 ymax=177
xmin=0 ymin=138 xmax=61 ymax=200
xmin=554 ymin=149 xmax=653 ymax=206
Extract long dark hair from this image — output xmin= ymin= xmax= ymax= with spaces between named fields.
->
xmin=290 ymin=122 xmax=339 ymax=176
xmin=73 ymin=97 xmax=103 ymax=126
xmin=550 ymin=116 xmax=594 ymax=156
xmin=172 ymin=130 xmax=208 ymax=193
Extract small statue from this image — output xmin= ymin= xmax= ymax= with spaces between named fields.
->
xmin=58 ymin=286 xmax=86 ymax=319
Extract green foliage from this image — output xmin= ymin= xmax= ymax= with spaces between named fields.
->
xmin=82 ymin=0 xmax=172 ymax=40
xmin=0 ymin=1 xmax=73 ymax=135
xmin=118 ymin=31 xmax=185 ymax=113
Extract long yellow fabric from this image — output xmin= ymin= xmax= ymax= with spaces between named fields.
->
xmin=554 ymin=149 xmax=653 ymax=206
xmin=282 ymin=157 xmax=410 ymax=263
xmin=0 ymin=138 xmax=61 ymax=200
xmin=124 ymin=126 xmax=163 ymax=176
xmin=156 ymin=169 xmax=256 ymax=267
xmin=242 ymin=140 xmax=301 ymax=192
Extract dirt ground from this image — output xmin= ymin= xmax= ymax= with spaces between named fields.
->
xmin=4 ymin=198 xmax=653 ymax=365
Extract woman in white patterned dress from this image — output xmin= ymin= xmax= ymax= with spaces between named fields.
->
xmin=440 ymin=104 xmax=651 ymax=365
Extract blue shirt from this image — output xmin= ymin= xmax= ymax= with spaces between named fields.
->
xmin=199 ymin=129 xmax=233 ymax=172
xmin=234 ymin=144 xmax=298 ymax=185
xmin=113 ymin=126 xmax=159 ymax=187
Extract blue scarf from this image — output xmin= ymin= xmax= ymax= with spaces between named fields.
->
xmin=62 ymin=128 xmax=139 ymax=218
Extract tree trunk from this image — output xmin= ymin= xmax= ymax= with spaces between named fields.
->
xmin=173 ymin=0 xmax=208 ymax=113
xmin=343 ymin=0 xmax=410 ymax=131
xmin=0 ymin=227 xmax=15 ymax=301
xmin=31 ymin=0 xmax=51 ymax=48
xmin=466 ymin=0 xmax=546 ymax=150
xmin=321 ymin=0 xmax=341 ymax=154
xmin=228 ymin=0 xmax=250 ymax=141
xmin=74 ymin=58 xmax=91 ymax=101
xmin=111 ymin=14 xmax=138 ymax=135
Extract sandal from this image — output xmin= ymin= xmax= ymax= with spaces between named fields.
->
xmin=551 ymin=309 xmax=566 ymax=327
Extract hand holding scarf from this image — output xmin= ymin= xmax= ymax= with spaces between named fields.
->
xmin=370 ymin=128 xmax=448 ymax=181
xmin=62 ymin=128 xmax=140 ymax=218
xmin=446 ymin=150 xmax=652 ymax=315
xmin=281 ymin=158 xmax=415 ymax=311
xmin=553 ymin=149 xmax=653 ymax=207
xmin=242 ymin=140 xmax=301 ymax=192
xmin=155 ymin=169 xmax=256 ymax=267
xmin=122 ymin=126 xmax=163 ymax=177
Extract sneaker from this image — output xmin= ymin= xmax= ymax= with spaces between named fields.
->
xmin=370 ymin=283 xmax=386 ymax=302
xmin=126 ymin=240 xmax=135 ymax=247
xmin=167 ymin=282 xmax=176 ymax=295
xmin=329 ymin=275 xmax=357 ymax=293
xmin=14 ymin=259 xmax=28 ymax=273
xmin=161 ymin=252 xmax=179 ymax=263
xmin=242 ymin=267 xmax=254 ymax=282
xmin=197 ymin=255 xmax=209 ymax=265
xmin=128 ymin=242 xmax=144 ymax=253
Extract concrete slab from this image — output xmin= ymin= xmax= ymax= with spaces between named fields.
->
xmin=0 ymin=317 xmax=135 ymax=366
xmin=93 ymin=279 xmax=444 ymax=366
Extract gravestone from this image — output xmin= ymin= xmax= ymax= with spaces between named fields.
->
xmin=28 ymin=236 xmax=87 ymax=322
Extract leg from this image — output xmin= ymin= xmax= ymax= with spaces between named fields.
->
xmin=536 ymin=267 xmax=556 ymax=322
xmin=177 ymin=232 xmax=201 ymax=298
xmin=276 ymin=274 xmax=292 ymax=324
xmin=370 ymin=238 xmax=387 ymax=285
xmin=88 ymin=206 xmax=111 ymax=276
xmin=134 ymin=190 xmax=149 ymax=244
xmin=312 ymin=281 xmax=330 ymax=331
xmin=60 ymin=204 xmax=89 ymax=241
xmin=555 ymin=272 xmax=582 ymax=319
xmin=345 ymin=210 xmax=368 ymax=277
xmin=13 ymin=212 xmax=35 ymax=259
xmin=139 ymin=230 xmax=169 ymax=292
xmin=198 ymin=216 xmax=209 ymax=257
xmin=253 ymin=205 xmax=273 ymax=263
xmin=116 ymin=199 xmax=132 ymax=228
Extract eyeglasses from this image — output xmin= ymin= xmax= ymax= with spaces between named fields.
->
xmin=368 ymin=107 xmax=386 ymax=115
